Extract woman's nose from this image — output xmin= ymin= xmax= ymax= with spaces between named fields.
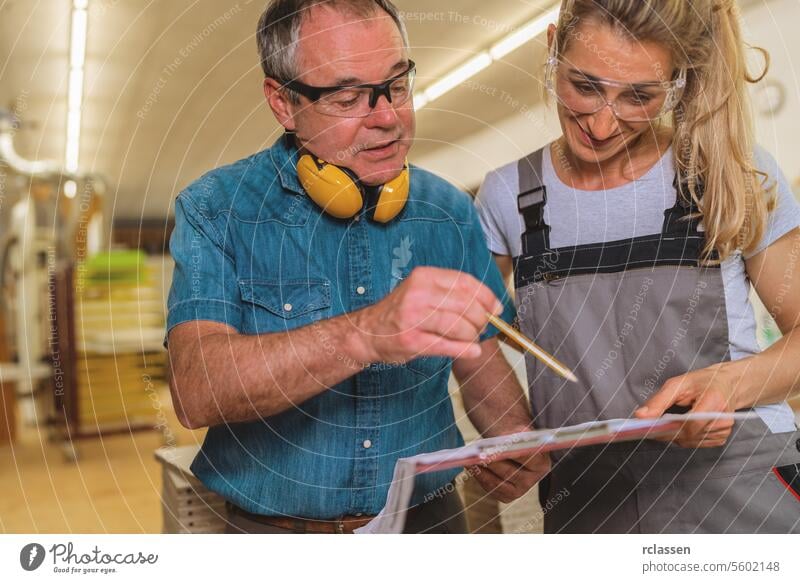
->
xmin=585 ymin=104 xmax=621 ymax=140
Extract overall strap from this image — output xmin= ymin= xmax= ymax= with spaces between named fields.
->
xmin=517 ymin=148 xmax=551 ymax=255
xmin=662 ymin=174 xmax=718 ymax=261
xmin=514 ymin=163 xmax=718 ymax=287
xmin=663 ymin=174 xmax=703 ymax=236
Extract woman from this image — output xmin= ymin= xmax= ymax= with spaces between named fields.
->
xmin=477 ymin=0 xmax=800 ymax=533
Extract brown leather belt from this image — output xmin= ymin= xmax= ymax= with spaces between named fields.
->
xmin=227 ymin=503 xmax=376 ymax=534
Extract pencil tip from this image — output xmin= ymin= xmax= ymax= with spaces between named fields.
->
xmin=566 ymin=372 xmax=579 ymax=383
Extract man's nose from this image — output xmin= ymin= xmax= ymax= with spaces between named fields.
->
xmin=585 ymin=104 xmax=621 ymax=140
xmin=364 ymin=94 xmax=399 ymax=127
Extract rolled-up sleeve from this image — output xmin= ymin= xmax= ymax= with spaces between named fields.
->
xmin=167 ymin=194 xmax=242 ymax=334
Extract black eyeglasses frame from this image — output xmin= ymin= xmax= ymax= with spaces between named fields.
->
xmin=279 ymin=60 xmax=416 ymax=109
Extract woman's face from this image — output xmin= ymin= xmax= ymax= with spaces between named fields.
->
xmin=553 ymin=21 xmax=675 ymax=165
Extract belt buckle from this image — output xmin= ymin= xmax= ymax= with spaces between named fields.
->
xmin=335 ymin=519 xmax=346 ymax=534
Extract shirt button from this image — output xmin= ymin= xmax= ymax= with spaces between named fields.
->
xmin=362 ymin=439 xmax=372 ymax=449
xmin=283 ymin=303 xmax=293 ymax=312
xmin=356 ymin=286 xmax=366 ymax=295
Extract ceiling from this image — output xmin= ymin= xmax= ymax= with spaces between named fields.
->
xmin=0 ymin=0 xmax=554 ymax=218
xmin=0 ymin=0 xmax=770 ymax=219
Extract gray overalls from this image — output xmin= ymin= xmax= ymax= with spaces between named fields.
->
xmin=513 ymin=148 xmax=800 ymax=533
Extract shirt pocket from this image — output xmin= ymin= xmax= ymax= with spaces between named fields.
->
xmin=238 ymin=278 xmax=332 ymax=334
xmin=405 ymin=355 xmax=451 ymax=382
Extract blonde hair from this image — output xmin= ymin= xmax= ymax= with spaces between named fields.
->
xmin=554 ymin=0 xmax=775 ymax=261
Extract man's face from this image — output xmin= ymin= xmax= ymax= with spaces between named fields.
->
xmin=278 ymin=6 xmax=414 ymax=186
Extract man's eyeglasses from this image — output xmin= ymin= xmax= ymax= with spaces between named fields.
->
xmin=280 ymin=61 xmax=416 ymax=118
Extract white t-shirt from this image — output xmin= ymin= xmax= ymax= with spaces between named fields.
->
xmin=476 ymin=143 xmax=800 ymax=433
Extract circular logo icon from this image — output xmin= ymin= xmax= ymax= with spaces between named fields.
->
xmin=19 ymin=543 xmax=46 ymax=571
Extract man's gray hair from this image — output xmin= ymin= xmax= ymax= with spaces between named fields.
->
xmin=257 ymin=0 xmax=409 ymax=89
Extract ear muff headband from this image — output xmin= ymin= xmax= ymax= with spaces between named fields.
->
xmin=296 ymin=155 xmax=409 ymax=223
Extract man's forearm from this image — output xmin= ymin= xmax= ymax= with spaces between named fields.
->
xmin=169 ymin=312 xmax=372 ymax=428
xmin=453 ymin=338 xmax=533 ymax=437
xmin=169 ymin=266 xmax=504 ymax=429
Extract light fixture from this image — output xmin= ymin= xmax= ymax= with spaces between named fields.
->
xmin=69 ymin=8 xmax=88 ymax=68
xmin=65 ymin=0 xmax=89 ymax=173
xmin=66 ymin=110 xmax=82 ymax=172
xmin=68 ymin=68 xmax=84 ymax=110
xmin=64 ymin=180 xmax=78 ymax=199
xmin=423 ymin=53 xmax=492 ymax=103
xmin=489 ymin=5 xmax=560 ymax=60
xmin=412 ymin=93 xmax=429 ymax=111
xmin=414 ymin=4 xmax=559 ymax=110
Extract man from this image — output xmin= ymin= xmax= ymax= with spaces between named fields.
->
xmin=167 ymin=0 xmax=548 ymax=534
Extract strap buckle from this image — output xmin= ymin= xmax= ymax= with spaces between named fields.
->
xmin=518 ymin=186 xmax=547 ymax=232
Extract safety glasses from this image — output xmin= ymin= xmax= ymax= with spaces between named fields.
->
xmin=280 ymin=61 xmax=416 ymax=118
xmin=544 ymin=42 xmax=687 ymax=122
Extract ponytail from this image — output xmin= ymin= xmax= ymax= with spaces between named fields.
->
xmin=674 ymin=0 xmax=774 ymax=260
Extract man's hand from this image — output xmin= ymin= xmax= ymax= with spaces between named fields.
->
xmin=352 ymin=266 xmax=502 ymax=364
xmin=635 ymin=362 xmax=743 ymax=448
xmin=453 ymin=335 xmax=546 ymax=505
xmin=469 ymin=449 xmax=551 ymax=504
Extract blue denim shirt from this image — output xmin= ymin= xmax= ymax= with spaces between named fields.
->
xmin=167 ymin=134 xmax=515 ymax=519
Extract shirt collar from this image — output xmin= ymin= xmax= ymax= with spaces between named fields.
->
xmin=269 ymin=132 xmax=305 ymax=195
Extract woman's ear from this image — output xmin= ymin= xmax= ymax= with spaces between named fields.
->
xmin=264 ymin=78 xmax=297 ymax=132
xmin=547 ymin=23 xmax=556 ymax=51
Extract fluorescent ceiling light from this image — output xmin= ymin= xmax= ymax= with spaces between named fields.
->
xmin=68 ymin=68 xmax=84 ymax=110
xmin=70 ymin=9 xmax=88 ymax=68
xmin=489 ymin=5 xmax=560 ymax=60
xmin=67 ymin=109 xmax=82 ymax=135
xmin=414 ymin=3 xmax=559 ymax=110
xmin=65 ymin=110 xmax=82 ymax=173
xmin=65 ymin=2 xmax=89 ymax=173
xmin=424 ymin=52 xmax=492 ymax=102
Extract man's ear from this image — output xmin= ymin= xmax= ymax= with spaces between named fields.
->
xmin=264 ymin=78 xmax=297 ymax=132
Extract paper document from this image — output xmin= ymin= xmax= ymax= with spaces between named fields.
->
xmin=355 ymin=412 xmax=757 ymax=534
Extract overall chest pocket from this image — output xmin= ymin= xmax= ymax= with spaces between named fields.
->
xmin=238 ymin=278 xmax=332 ymax=334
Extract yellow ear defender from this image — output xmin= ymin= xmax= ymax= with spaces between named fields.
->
xmin=296 ymin=155 xmax=409 ymax=223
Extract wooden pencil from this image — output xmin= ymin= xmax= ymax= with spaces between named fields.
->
xmin=487 ymin=313 xmax=578 ymax=383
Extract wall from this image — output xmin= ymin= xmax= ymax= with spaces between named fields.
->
xmin=743 ymin=0 xmax=800 ymax=191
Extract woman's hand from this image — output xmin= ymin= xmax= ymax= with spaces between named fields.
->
xmin=638 ymin=229 xmax=800 ymax=448
xmin=634 ymin=362 xmax=745 ymax=448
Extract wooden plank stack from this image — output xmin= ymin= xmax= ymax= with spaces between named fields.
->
xmin=73 ymin=251 xmax=166 ymax=431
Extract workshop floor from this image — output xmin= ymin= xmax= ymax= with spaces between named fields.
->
xmin=0 ymin=389 xmax=203 ymax=534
